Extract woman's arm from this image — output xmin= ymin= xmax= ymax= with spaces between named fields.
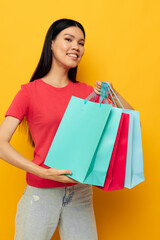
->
xmin=94 ymin=81 xmax=134 ymax=110
xmin=0 ymin=116 xmax=77 ymax=183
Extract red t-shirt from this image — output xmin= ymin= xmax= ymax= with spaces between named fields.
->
xmin=5 ymin=79 xmax=94 ymax=188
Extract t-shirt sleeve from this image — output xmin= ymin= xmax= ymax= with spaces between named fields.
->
xmin=5 ymin=85 xmax=29 ymax=124
xmin=85 ymin=83 xmax=94 ymax=94
xmin=78 ymin=82 xmax=94 ymax=98
xmin=81 ymin=83 xmax=97 ymax=100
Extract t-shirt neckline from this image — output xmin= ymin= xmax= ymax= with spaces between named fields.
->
xmin=39 ymin=78 xmax=72 ymax=90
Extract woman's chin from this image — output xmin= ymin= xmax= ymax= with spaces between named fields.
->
xmin=64 ymin=63 xmax=78 ymax=69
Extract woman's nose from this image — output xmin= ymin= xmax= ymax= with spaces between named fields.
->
xmin=71 ymin=41 xmax=79 ymax=50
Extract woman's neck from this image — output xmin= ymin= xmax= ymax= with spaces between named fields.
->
xmin=41 ymin=60 xmax=70 ymax=88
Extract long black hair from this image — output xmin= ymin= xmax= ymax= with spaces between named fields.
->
xmin=22 ymin=19 xmax=86 ymax=146
xmin=30 ymin=18 xmax=85 ymax=83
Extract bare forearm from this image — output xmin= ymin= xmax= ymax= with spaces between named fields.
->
xmin=113 ymin=90 xmax=134 ymax=110
xmin=0 ymin=117 xmax=76 ymax=184
xmin=0 ymin=141 xmax=77 ymax=183
xmin=0 ymin=141 xmax=45 ymax=178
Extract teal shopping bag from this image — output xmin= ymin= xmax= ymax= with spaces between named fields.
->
xmin=83 ymin=106 xmax=122 ymax=185
xmin=44 ymin=96 xmax=122 ymax=186
xmin=102 ymin=82 xmax=144 ymax=189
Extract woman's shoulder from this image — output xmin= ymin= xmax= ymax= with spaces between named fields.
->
xmin=21 ymin=79 xmax=39 ymax=89
xmin=19 ymin=79 xmax=41 ymax=95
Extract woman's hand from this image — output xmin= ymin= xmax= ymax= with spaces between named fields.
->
xmin=94 ymin=81 xmax=101 ymax=95
xmin=42 ymin=168 xmax=78 ymax=183
xmin=94 ymin=81 xmax=114 ymax=95
xmin=94 ymin=81 xmax=134 ymax=110
xmin=94 ymin=81 xmax=115 ymax=102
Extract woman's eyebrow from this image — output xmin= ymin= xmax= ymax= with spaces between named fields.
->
xmin=63 ymin=33 xmax=85 ymax=41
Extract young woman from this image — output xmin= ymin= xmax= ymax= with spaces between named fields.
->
xmin=0 ymin=19 xmax=133 ymax=240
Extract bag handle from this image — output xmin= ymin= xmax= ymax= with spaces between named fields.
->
xmin=102 ymin=82 xmax=124 ymax=109
xmin=100 ymin=82 xmax=117 ymax=107
xmin=84 ymin=82 xmax=112 ymax=106
xmin=84 ymin=91 xmax=97 ymax=104
xmin=84 ymin=82 xmax=124 ymax=109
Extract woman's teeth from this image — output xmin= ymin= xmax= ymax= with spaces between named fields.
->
xmin=67 ymin=54 xmax=78 ymax=58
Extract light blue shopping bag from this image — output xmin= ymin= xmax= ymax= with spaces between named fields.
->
xmin=123 ymin=109 xmax=144 ymax=188
xmin=103 ymin=82 xmax=144 ymax=189
xmin=44 ymin=96 xmax=122 ymax=186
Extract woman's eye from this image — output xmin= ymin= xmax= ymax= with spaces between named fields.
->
xmin=65 ymin=38 xmax=84 ymax=46
xmin=79 ymin=42 xmax=84 ymax=46
xmin=65 ymin=38 xmax=72 ymax=42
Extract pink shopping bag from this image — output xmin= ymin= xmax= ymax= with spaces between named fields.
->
xmin=98 ymin=112 xmax=129 ymax=191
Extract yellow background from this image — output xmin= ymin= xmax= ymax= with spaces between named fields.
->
xmin=0 ymin=0 xmax=160 ymax=239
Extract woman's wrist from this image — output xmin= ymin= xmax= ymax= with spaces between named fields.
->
xmin=35 ymin=166 xmax=49 ymax=179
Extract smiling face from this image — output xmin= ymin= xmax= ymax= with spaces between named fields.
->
xmin=51 ymin=26 xmax=85 ymax=69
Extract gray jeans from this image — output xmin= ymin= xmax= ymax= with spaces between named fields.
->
xmin=14 ymin=183 xmax=98 ymax=240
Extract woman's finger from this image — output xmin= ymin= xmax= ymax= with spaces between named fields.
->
xmin=94 ymin=87 xmax=100 ymax=95
xmin=95 ymin=81 xmax=101 ymax=89
xmin=57 ymin=169 xmax=72 ymax=175
xmin=60 ymin=175 xmax=78 ymax=183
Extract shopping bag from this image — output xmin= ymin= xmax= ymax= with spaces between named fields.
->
xmin=83 ymin=104 xmax=123 ymax=185
xmin=102 ymin=82 xmax=144 ymax=189
xmin=98 ymin=112 xmax=129 ymax=191
xmin=44 ymin=96 xmax=122 ymax=186
xmin=123 ymin=109 xmax=144 ymax=188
